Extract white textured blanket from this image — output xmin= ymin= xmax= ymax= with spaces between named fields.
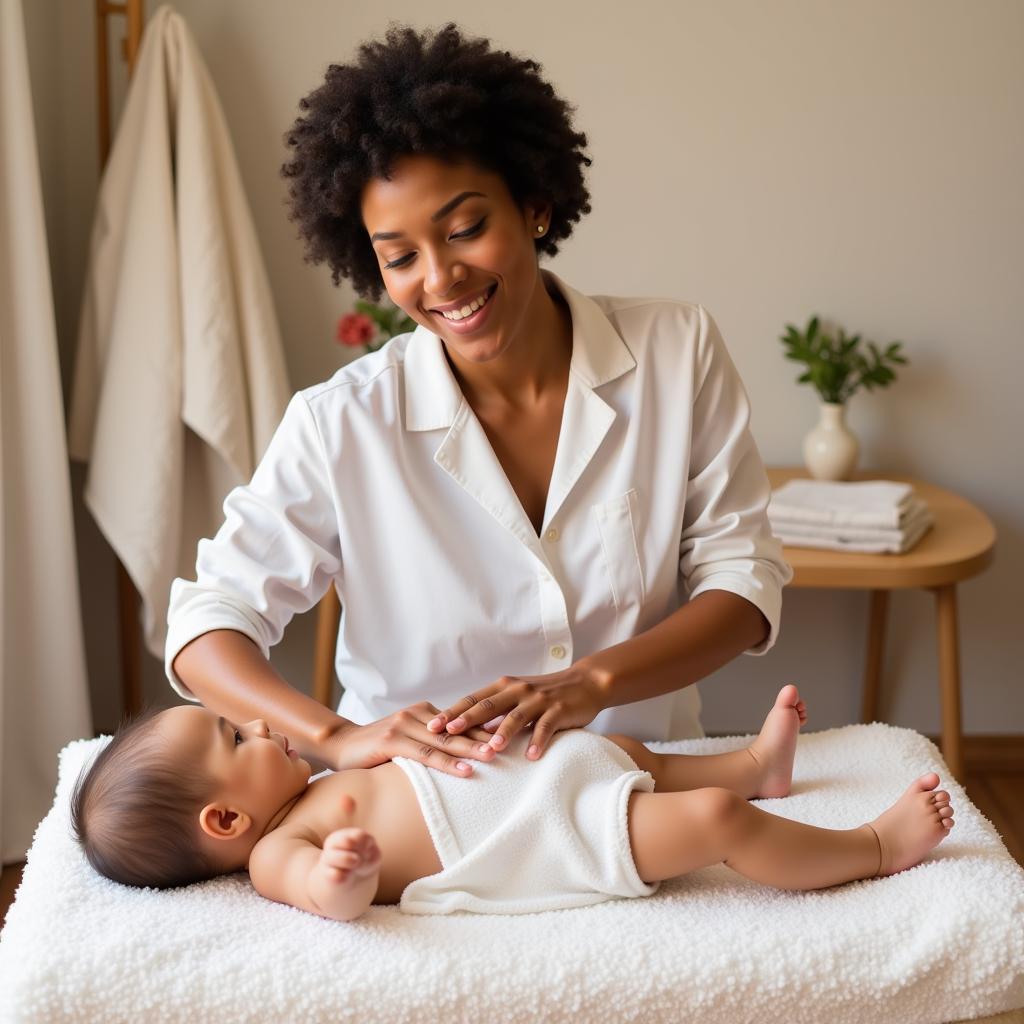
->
xmin=2 ymin=724 xmax=1023 ymax=1023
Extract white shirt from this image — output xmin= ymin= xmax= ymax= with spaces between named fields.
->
xmin=165 ymin=270 xmax=793 ymax=741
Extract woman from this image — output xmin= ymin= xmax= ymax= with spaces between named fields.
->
xmin=166 ymin=23 xmax=792 ymax=779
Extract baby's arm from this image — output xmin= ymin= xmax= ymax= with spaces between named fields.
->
xmin=249 ymin=824 xmax=381 ymax=922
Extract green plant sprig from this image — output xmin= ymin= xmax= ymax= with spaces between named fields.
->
xmin=779 ymin=316 xmax=908 ymax=405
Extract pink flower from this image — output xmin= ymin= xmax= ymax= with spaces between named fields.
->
xmin=335 ymin=312 xmax=377 ymax=348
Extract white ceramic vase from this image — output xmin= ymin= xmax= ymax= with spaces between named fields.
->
xmin=802 ymin=402 xmax=859 ymax=480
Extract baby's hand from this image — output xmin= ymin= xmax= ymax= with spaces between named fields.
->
xmin=316 ymin=828 xmax=381 ymax=887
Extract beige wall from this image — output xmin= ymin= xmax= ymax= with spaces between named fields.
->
xmin=24 ymin=0 xmax=1023 ymax=736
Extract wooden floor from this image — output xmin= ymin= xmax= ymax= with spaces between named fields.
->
xmin=2 ymin=744 xmax=1022 ymax=930
xmin=962 ymin=767 xmax=1024 ymax=864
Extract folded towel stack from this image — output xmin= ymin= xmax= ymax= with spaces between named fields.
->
xmin=768 ymin=479 xmax=934 ymax=554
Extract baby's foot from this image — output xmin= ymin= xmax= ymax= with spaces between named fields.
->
xmin=866 ymin=773 xmax=954 ymax=876
xmin=746 ymin=684 xmax=807 ymax=798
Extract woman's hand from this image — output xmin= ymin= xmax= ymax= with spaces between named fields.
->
xmin=329 ymin=701 xmax=500 ymax=777
xmin=425 ymin=662 xmax=608 ymax=760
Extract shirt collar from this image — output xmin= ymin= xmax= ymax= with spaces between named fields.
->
xmin=403 ymin=269 xmax=636 ymax=432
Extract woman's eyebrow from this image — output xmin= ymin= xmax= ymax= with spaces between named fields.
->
xmin=217 ymin=715 xmax=231 ymax=747
xmin=369 ymin=191 xmax=486 ymax=241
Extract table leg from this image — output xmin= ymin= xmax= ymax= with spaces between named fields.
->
xmin=313 ymin=587 xmax=341 ymax=708
xmin=862 ymin=589 xmax=889 ymax=724
xmin=934 ymin=584 xmax=964 ymax=780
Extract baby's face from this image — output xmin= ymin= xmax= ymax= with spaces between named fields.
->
xmin=156 ymin=706 xmax=311 ymax=831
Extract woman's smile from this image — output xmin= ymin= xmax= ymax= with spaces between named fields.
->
xmin=429 ymin=283 xmax=499 ymax=334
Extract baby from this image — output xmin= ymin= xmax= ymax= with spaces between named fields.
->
xmin=70 ymin=685 xmax=955 ymax=920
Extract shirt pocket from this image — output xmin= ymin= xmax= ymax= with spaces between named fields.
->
xmin=592 ymin=489 xmax=646 ymax=612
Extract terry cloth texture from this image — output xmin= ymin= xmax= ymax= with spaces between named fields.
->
xmin=395 ymin=730 xmax=657 ymax=914
xmin=1 ymin=724 xmax=1022 ymax=1023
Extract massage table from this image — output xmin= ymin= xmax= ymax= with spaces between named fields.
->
xmin=1 ymin=722 xmax=1022 ymax=1023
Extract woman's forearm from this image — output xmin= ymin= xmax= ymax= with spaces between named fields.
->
xmin=581 ymin=591 xmax=770 ymax=711
xmin=171 ymin=629 xmax=355 ymax=770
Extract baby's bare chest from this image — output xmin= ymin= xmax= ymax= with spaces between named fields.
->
xmin=291 ymin=763 xmax=442 ymax=904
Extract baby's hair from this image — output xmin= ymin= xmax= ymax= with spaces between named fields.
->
xmin=281 ymin=21 xmax=593 ymax=301
xmin=69 ymin=708 xmax=222 ymax=890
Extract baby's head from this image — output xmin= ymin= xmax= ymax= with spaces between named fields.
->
xmin=70 ymin=705 xmax=311 ymax=889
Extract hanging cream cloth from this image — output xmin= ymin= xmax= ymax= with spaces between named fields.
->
xmin=69 ymin=4 xmax=291 ymax=657
xmin=0 ymin=0 xmax=92 ymax=863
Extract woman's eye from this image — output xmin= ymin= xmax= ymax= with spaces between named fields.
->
xmin=452 ymin=217 xmax=485 ymax=239
xmin=382 ymin=219 xmax=486 ymax=270
xmin=233 ymin=729 xmax=243 ymax=746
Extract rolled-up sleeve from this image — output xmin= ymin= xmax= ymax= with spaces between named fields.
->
xmin=678 ymin=306 xmax=793 ymax=655
xmin=164 ymin=393 xmax=341 ymax=700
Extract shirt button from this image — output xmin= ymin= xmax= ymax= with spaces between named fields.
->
xmin=550 ymin=644 xmax=566 ymax=659
xmin=545 ymin=527 xmax=560 ymax=542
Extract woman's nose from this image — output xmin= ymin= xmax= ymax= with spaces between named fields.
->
xmin=424 ymin=250 xmax=466 ymax=297
xmin=243 ymin=719 xmax=270 ymax=738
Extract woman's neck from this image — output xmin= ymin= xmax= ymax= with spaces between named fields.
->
xmin=444 ymin=272 xmax=573 ymax=411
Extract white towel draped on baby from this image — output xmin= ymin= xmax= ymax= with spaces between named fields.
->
xmin=1 ymin=724 xmax=1022 ymax=1023
xmin=396 ymin=730 xmax=657 ymax=914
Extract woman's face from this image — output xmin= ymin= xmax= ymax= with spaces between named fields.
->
xmin=361 ymin=154 xmax=549 ymax=366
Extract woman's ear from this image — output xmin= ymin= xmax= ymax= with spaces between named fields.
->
xmin=523 ymin=200 xmax=552 ymax=236
xmin=198 ymin=802 xmax=253 ymax=842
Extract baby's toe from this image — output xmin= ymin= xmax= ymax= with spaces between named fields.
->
xmin=776 ymin=684 xmax=800 ymax=707
xmin=937 ymin=805 xmax=954 ymax=819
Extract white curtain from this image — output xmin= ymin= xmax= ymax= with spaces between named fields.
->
xmin=0 ymin=0 xmax=92 ymax=863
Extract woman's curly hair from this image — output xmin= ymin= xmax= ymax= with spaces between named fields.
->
xmin=281 ymin=22 xmax=592 ymax=301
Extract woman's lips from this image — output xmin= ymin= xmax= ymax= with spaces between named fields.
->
xmin=431 ymin=284 xmax=497 ymax=335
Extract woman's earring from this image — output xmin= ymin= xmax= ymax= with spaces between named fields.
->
xmin=536 ymin=224 xmax=545 ymax=235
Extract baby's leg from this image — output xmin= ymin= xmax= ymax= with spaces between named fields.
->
xmin=627 ymin=773 xmax=954 ymax=889
xmin=607 ymin=684 xmax=807 ymax=800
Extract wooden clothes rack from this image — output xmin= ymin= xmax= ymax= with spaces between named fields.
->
xmin=95 ymin=0 xmax=145 ymax=717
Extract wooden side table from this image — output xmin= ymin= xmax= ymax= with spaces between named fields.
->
xmin=767 ymin=468 xmax=996 ymax=780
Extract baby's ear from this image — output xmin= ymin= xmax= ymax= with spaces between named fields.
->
xmin=198 ymin=803 xmax=253 ymax=842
